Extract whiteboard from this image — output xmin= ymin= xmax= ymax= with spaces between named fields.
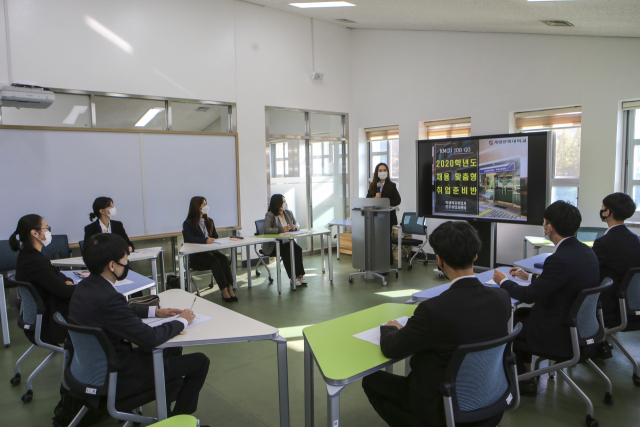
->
xmin=141 ymin=133 xmax=239 ymax=234
xmin=0 ymin=128 xmax=239 ymax=243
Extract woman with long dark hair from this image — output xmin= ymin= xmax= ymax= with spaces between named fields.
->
xmin=10 ymin=214 xmax=75 ymax=345
xmin=261 ymin=194 xmax=307 ymax=287
xmin=367 ymin=163 xmax=401 ymax=263
xmin=84 ymin=197 xmax=134 ymax=252
xmin=182 ymin=196 xmax=236 ymax=302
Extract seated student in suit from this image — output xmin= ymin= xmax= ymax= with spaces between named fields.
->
xmin=10 ymin=214 xmax=75 ymax=345
xmin=68 ymin=234 xmax=210 ymax=419
xmin=182 ymin=196 xmax=236 ymax=302
xmin=262 ymin=194 xmax=307 ymax=287
xmin=593 ymin=193 xmax=640 ymax=324
xmin=494 ymin=200 xmax=599 ymax=394
xmin=84 ymin=197 xmax=134 ymax=253
xmin=363 ymin=221 xmax=512 ymax=427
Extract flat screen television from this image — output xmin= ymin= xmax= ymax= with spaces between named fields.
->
xmin=417 ymin=132 xmax=548 ymax=225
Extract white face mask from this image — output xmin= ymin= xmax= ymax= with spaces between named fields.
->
xmin=543 ymin=224 xmax=550 ymax=240
xmin=39 ymin=231 xmax=52 ymax=247
xmin=283 ymin=202 xmax=289 ymax=211
xmin=106 ymin=207 xmax=117 ymax=218
xmin=378 ymin=172 xmax=388 ymax=180
xmin=201 ymin=205 xmax=209 ymax=215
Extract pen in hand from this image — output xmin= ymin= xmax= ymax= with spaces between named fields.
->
xmin=511 ymin=268 xmax=523 ymax=277
xmin=189 ymin=296 xmax=196 ymax=312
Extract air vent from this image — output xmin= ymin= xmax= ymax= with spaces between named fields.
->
xmin=541 ymin=20 xmax=574 ymax=27
xmin=335 ymin=18 xmax=356 ymax=23
xmin=196 ymin=106 xmax=210 ymax=112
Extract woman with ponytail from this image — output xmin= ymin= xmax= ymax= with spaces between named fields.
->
xmin=84 ymin=197 xmax=134 ymax=252
xmin=11 ymin=214 xmax=75 ymax=345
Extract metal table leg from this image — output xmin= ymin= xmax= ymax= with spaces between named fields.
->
xmin=153 ymin=348 xmax=168 ymax=420
xmin=290 ymin=241 xmax=296 ymax=290
xmin=185 ymin=255 xmax=191 ymax=292
xmin=326 ymin=384 xmax=344 ymax=427
xmin=272 ymin=335 xmax=290 ymax=427
xmin=160 ymin=251 xmax=166 ymax=292
xmin=398 ymin=226 xmax=403 ymax=270
xmin=336 ymin=225 xmax=340 ymax=261
xmin=534 ymin=246 xmax=540 ymax=256
xmin=276 ymin=243 xmax=282 ymax=294
xmin=328 ymin=233 xmax=333 ymax=283
xmin=321 ymin=234 xmax=325 ymax=274
xmin=179 ymin=255 xmax=186 ymax=291
xmin=1 ymin=276 xmax=10 ymax=347
xmin=523 ymin=238 xmax=527 ymax=259
xmin=150 ymin=258 xmax=158 ymax=295
xmin=232 ymin=247 xmax=238 ymax=290
xmin=304 ymin=337 xmax=314 ymax=427
xmin=246 ymin=245 xmax=252 ymax=288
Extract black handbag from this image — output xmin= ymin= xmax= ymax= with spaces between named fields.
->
xmin=166 ymin=274 xmax=181 ymax=290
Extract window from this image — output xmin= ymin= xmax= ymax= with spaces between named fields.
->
xmin=171 ymin=102 xmax=231 ymax=132
xmin=270 ymin=141 xmax=301 ymax=178
xmin=0 ymin=93 xmax=91 ymax=127
xmin=419 ymin=118 xmax=471 ymax=140
xmin=311 ymin=141 xmax=332 ymax=176
xmin=515 ymin=107 xmax=581 ymax=206
xmin=366 ymin=126 xmax=399 ymax=187
xmin=94 ymin=96 xmax=167 ymax=130
xmin=623 ymin=101 xmax=640 ymax=221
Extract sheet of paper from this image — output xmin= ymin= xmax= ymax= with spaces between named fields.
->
xmin=114 ymin=279 xmax=134 ymax=286
xmin=353 ymin=316 xmax=410 ymax=346
xmin=486 ymin=277 xmax=531 ymax=287
xmin=132 ymin=247 xmax=162 ymax=255
xmin=283 ymin=230 xmax=309 ymax=236
xmin=142 ymin=313 xmax=213 ymax=329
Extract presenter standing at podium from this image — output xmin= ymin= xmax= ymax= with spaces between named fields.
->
xmin=366 ymin=163 xmax=401 ymax=264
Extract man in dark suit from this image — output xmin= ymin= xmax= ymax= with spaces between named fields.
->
xmin=494 ymin=201 xmax=599 ymax=394
xmin=593 ymin=193 xmax=640 ymax=325
xmin=68 ymin=234 xmax=210 ymax=417
xmin=362 ymin=221 xmax=512 ymax=427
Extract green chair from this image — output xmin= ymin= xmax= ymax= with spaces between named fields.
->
xmin=150 ymin=415 xmax=199 ymax=426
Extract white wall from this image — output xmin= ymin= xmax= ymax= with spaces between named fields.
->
xmin=350 ymin=30 xmax=640 ymax=264
xmin=0 ymin=0 xmax=352 ymax=249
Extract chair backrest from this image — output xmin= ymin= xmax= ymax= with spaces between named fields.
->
xmin=255 ymin=219 xmax=265 ymax=236
xmin=569 ymin=278 xmax=613 ymax=345
xmin=575 ymin=227 xmax=606 ymax=243
xmin=79 ymin=240 xmax=84 ymax=255
xmin=400 ymin=212 xmax=427 ymax=236
xmin=6 ymin=277 xmax=45 ymax=328
xmin=0 ymin=240 xmax=19 ymax=272
xmin=54 ymin=312 xmax=116 ymax=397
xmin=617 ymin=267 xmax=640 ymax=314
xmin=441 ymin=323 xmax=522 ymax=423
xmin=41 ymin=235 xmax=71 ymax=260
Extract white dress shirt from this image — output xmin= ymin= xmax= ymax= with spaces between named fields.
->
xmin=99 ymin=219 xmax=111 ymax=233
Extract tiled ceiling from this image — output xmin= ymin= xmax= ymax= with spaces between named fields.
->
xmin=250 ymin=0 xmax=640 ymax=38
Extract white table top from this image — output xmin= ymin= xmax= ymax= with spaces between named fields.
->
xmin=157 ymin=289 xmax=280 ymax=348
xmin=52 ymin=247 xmax=163 ymax=267
xmin=179 ymin=236 xmax=276 ymax=256
xmin=327 ymin=219 xmax=351 ymax=227
xmin=61 ymin=270 xmax=155 ymax=297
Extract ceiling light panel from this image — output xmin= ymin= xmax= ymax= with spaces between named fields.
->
xmin=290 ymin=2 xmax=355 ymax=8
xmin=135 ymin=108 xmax=165 ymax=127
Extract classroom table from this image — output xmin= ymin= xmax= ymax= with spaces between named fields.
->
xmin=52 ymin=247 xmax=165 ymax=293
xmin=61 ymin=270 xmax=156 ymax=297
xmin=178 ymin=236 xmax=278 ymax=292
xmin=327 ymin=219 xmax=351 ymax=261
xmin=256 ymin=228 xmax=333 ymax=291
xmin=303 ymin=303 xmax=417 ymax=427
xmin=152 ymin=289 xmax=289 ymax=426
xmin=513 ymin=252 xmax=552 ymax=275
xmin=523 ymin=236 xmax=594 ymax=258
xmin=410 ymin=267 xmax=524 ymax=304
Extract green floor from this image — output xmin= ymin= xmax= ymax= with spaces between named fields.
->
xmin=2 ymin=254 xmax=640 ymax=427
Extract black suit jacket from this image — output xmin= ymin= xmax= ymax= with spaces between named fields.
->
xmin=592 ymin=225 xmax=640 ymax=324
xmin=366 ymin=180 xmax=401 ymax=226
xmin=68 ymin=274 xmax=183 ymax=390
xmin=84 ymin=220 xmax=134 ymax=250
xmin=182 ymin=218 xmax=219 ymax=244
xmin=379 ymin=278 xmax=511 ymax=426
xmin=501 ymin=237 xmax=599 ymax=358
xmin=15 ymin=249 xmax=75 ymax=345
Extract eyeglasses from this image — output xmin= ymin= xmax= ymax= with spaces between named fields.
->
xmin=34 ymin=226 xmax=52 ymax=232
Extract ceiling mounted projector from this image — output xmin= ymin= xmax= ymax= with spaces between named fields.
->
xmin=0 ymin=84 xmax=55 ymax=109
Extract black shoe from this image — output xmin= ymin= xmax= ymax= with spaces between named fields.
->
xmin=220 ymin=293 xmax=233 ymax=303
xmin=519 ymin=379 xmax=538 ymax=395
xmin=596 ymin=341 xmax=613 ymax=360
xmin=231 ymin=296 xmax=238 ymax=302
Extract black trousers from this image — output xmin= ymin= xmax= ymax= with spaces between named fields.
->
xmin=513 ymin=307 xmax=534 ymax=373
xmin=117 ymin=347 xmax=210 ymax=416
xmin=190 ymin=250 xmax=234 ymax=288
xmin=271 ymin=240 xmax=305 ymax=279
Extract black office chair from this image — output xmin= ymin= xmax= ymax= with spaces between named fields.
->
xmin=253 ymin=220 xmax=273 ymax=284
xmin=603 ymin=267 xmax=640 ymax=386
xmin=0 ymin=239 xmax=19 ymax=276
xmin=391 ymin=212 xmax=428 ymax=270
xmin=53 ymin=312 xmax=185 ymax=426
xmin=8 ymin=279 xmax=64 ymax=403
xmin=41 ymin=234 xmax=71 ymax=260
xmin=78 ymin=240 xmax=84 ymax=255
xmin=441 ymin=323 xmax=523 ymax=427
xmin=522 ymin=279 xmax=614 ymax=427
xmin=575 ymin=227 xmax=606 ymax=243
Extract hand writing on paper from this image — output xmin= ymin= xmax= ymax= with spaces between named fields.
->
xmin=206 ymin=238 xmax=216 ymax=244
xmin=384 ymin=320 xmax=404 ymax=330
xmin=493 ymin=269 xmax=507 ymax=284
xmin=178 ymin=309 xmax=195 ymax=325
xmin=508 ymin=267 xmax=530 ymax=281
xmin=155 ymin=308 xmax=183 ymax=318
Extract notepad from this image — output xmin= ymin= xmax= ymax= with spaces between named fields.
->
xmin=114 ymin=279 xmax=134 ymax=286
xmin=282 ymin=229 xmax=309 ymax=236
xmin=353 ymin=316 xmax=410 ymax=346
xmin=142 ymin=313 xmax=213 ymax=328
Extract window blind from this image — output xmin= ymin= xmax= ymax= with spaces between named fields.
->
xmin=421 ymin=118 xmax=471 ymax=139
xmin=622 ymin=101 xmax=640 ymax=110
xmin=365 ymin=125 xmax=399 ymax=140
xmin=515 ymin=107 xmax=581 ymax=131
